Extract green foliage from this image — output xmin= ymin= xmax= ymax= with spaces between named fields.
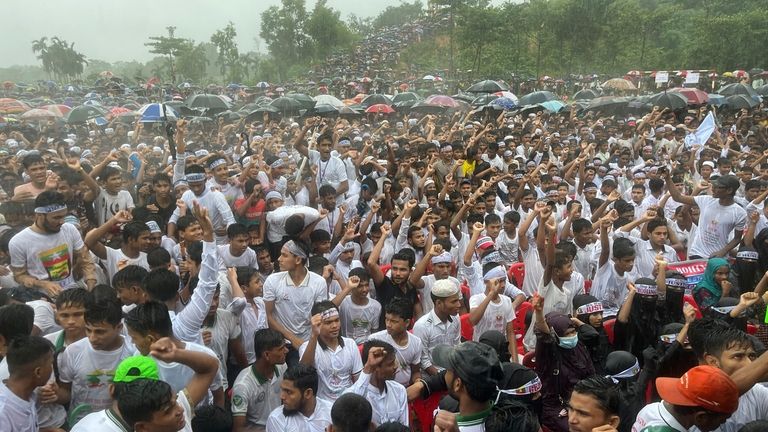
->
xmin=210 ymin=22 xmax=242 ymax=83
xmin=260 ymin=0 xmax=312 ymax=81
xmin=371 ymin=1 xmax=425 ymax=29
xmin=144 ymin=26 xmax=188 ymax=82
xmin=305 ymin=0 xmax=357 ymax=60
xmin=31 ymin=36 xmax=88 ymax=82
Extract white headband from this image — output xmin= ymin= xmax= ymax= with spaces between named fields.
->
xmin=606 ymin=359 xmax=640 ymax=384
xmin=483 ymin=266 xmax=507 ymax=281
xmin=575 ymin=302 xmax=603 ymax=316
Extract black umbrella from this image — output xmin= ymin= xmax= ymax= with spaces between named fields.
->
xmin=393 ymin=100 xmax=416 ymax=110
xmin=573 ymin=89 xmax=599 ymax=100
xmin=452 ymin=93 xmax=476 ymax=103
xmin=466 ymin=80 xmax=508 ymax=93
xmin=392 ymin=92 xmax=420 ymax=103
xmin=270 ymin=97 xmax=302 ymax=115
xmin=217 ymin=110 xmax=243 ymax=122
xmin=361 ymin=94 xmax=393 ymax=108
xmin=587 ymin=96 xmax=632 ymax=112
xmin=185 ymin=93 xmax=229 ymax=110
xmin=66 ymin=105 xmax=108 ymax=123
xmin=718 ymin=83 xmax=759 ymax=97
xmin=725 ymin=94 xmax=759 ymax=109
xmin=409 ymin=100 xmax=447 ymax=114
xmin=338 ymin=106 xmax=362 ymax=117
xmin=756 ymin=84 xmax=768 ymax=97
xmin=287 ymin=93 xmax=316 ymax=110
xmin=518 ymin=91 xmax=558 ymax=106
xmin=471 ymin=94 xmax=499 ymax=107
xmin=313 ymin=103 xmax=339 ymax=117
xmin=647 ymin=92 xmax=689 ymax=110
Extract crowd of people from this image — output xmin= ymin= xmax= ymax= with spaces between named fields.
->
xmin=3 ymin=26 xmax=768 ymax=432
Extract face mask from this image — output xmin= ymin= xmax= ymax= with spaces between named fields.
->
xmin=557 ymin=334 xmax=578 ymax=349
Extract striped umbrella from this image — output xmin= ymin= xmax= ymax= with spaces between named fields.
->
xmin=21 ymin=108 xmax=59 ymax=120
xmin=40 ymin=104 xmax=72 ymax=117
xmin=0 ymin=98 xmax=31 ymax=114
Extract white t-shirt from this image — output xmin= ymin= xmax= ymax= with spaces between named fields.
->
xmin=28 ymin=299 xmax=60 ymax=335
xmin=217 ymin=245 xmax=258 ymax=271
xmin=339 ymin=296 xmax=381 ymax=344
xmin=265 ymin=396 xmax=333 ymax=432
xmin=688 ymin=195 xmax=746 ymax=258
xmin=368 ymin=330 xmax=422 ymax=386
xmin=0 ymin=383 xmax=38 ymax=432
xmin=520 ymin=245 xmax=544 ymax=297
xmin=94 ymin=188 xmax=135 ymax=226
xmin=228 ymin=297 xmax=268 ymax=364
xmin=343 ymin=372 xmax=409 ymax=427
xmin=71 ymin=409 xmax=128 ymax=432
xmin=299 ymin=337 xmax=363 ymax=402
xmin=231 ymin=364 xmax=287 ymax=428
xmin=154 ymin=342 xmax=222 ymax=397
xmin=309 ymin=150 xmax=348 ymax=205
xmin=494 ymin=229 xmax=519 ymax=263
xmin=102 ymin=247 xmax=149 ymax=282
xmin=263 ymin=271 xmax=328 ymax=342
xmin=9 ymin=224 xmax=84 ymax=288
xmin=631 ymin=401 xmax=687 ymax=432
xmin=412 ymin=310 xmax=461 ymax=370
xmin=469 ymin=293 xmax=515 ymax=342
xmin=202 ymin=308 xmax=241 ymax=389
xmin=591 ymin=261 xmax=636 ymax=316
xmin=58 ymin=337 xmax=135 ymax=425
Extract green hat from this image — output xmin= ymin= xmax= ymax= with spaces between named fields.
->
xmin=114 ymin=356 xmax=159 ymax=383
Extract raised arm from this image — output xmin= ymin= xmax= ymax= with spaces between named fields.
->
xmin=84 ymin=210 xmax=133 ymax=260
xmin=366 ymin=223 xmax=392 ymax=286
xmin=411 ymin=244 xmax=441 ymax=289
xmin=149 ymin=337 xmax=219 ymax=407
xmin=663 ymin=170 xmax=696 ymax=206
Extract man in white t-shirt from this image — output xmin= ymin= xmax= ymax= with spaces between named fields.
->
xmin=90 ymin=162 xmax=136 ymax=227
xmin=368 ymin=298 xmax=423 ymax=386
xmin=73 ymin=342 xmax=218 ymax=432
xmin=218 ymin=223 xmax=258 ymax=270
xmin=85 ymin=210 xmax=151 ymax=282
xmin=631 ymin=365 xmax=738 ymax=432
xmin=666 ymin=172 xmax=746 ymax=259
xmin=9 ymin=191 xmax=97 ymax=295
xmin=468 ymin=267 xmax=515 ymax=353
xmin=265 ymin=364 xmax=333 ymax=432
xmin=231 ymin=328 xmax=288 ymax=431
xmin=0 ymin=335 xmax=53 ymax=432
xmin=295 ymin=123 xmax=349 ymax=206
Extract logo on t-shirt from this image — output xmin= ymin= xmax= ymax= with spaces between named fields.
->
xmin=38 ymin=243 xmax=71 ymax=281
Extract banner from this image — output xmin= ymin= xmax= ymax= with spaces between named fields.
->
xmin=655 ymin=72 xmax=669 ymax=83
xmin=667 ymin=259 xmax=707 ymax=294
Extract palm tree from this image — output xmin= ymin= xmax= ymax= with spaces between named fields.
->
xmin=31 ymin=37 xmax=53 ymax=78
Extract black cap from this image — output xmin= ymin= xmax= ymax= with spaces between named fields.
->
xmin=433 ymin=342 xmax=502 ymax=385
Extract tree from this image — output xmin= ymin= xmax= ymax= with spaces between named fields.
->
xmin=145 ymin=26 xmax=188 ymax=83
xmin=210 ymin=22 xmax=242 ymax=83
xmin=305 ymin=0 xmax=356 ymax=60
xmin=371 ymin=1 xmax=425 ymax=28
xmin=260 ymin=0 xmax=311 ymax=80
xmin=176 ymin=41 xmax=209 ymax=83
xmin=31 ymin=36 xmax=87 ymax=82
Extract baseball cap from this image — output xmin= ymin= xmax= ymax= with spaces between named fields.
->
xmin=714 ymin=175 xmax=740 ymax=192
xmin=114 ymin=356 xmax=160 ymax=383
xmin=433 ymin=341 xmax=503 ymax=385
xmin=655 ymin=365 xmax=738 ymax=414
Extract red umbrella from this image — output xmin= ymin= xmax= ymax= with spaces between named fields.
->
xmin=108 ymin=107 xmax=133 ymax=119
xmin=669 ymin=88 xmax=709 ymax=105
xmin=365 ymin=104 xmax=394 ymax=114
xmin=40 ymin=104 xmax=72 ymax=117
xmin=0 ymin=98 xmax=31 ymax=114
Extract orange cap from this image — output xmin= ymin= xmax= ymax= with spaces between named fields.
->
xmin=656 ymin=365 xmax=739 ymax=414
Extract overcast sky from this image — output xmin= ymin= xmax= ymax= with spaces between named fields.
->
xmin=1 ymin=0 xmax=414 ymax=67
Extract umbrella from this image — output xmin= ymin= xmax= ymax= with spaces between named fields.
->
xmin=83 ymin=99 xmax=102 ymax=107
xmin=518 ymin=91 xmax=558 ymax=106
xmin=392 ymin=92 xmax=420 ymax=103
xmin=313 ymin=104 xmax=339 ymax=117
xmin=602 ymin=78 xmax=636 ymax=91
xmin=287 ymin=93 xmax=316 ymax=110
xmin=0 ymin=98 xmax=31 ymax=114
xmin=668 ymin=87 xmax=709 ymax=105
xmin=337 ymin=106 xmax=361 ymax=117
xmin=409 ymin=100 xmax=447 ymax=114
xmin=20 ymin=108 xmax=58 ymax=120
xmin=137 ymin=103 xmax=178 ymax=123
xmin=185 ymin=93 xmax=229 ymax=110
xmin=707 ymin=94 xmax=726 ymax=106
xmin=361 ymin=94 xmax=393 ymax=108
xmin=422 ymin=75 xmax=435 ymax=81
xmin=573 ymin=89 xmax=599 ymax=100
xmin=647 ymin=92 xmax=689 ymax=110
xmin=626 ymin=70 xmax=642 ymax=77
xmin=471 ymin=94 xmax=499 ymax=106
xmin=255 ymin=82 xmax=270 ymax=90
xmin=453 ymin=93 xmax=476 ymax=103
xmin=189 ymin=116 xmax=214 ymax=125
xmin=725 ymin=94 xmax=759 ymax=109
xmin=312 ymin=94 xmax=344 ymax=108
xmin=493 ymin=91 xmax=519 ymax=104
xmin=67 ymin=105 xmax=109 ymax=123
xmin=587 ymin=96 xmax=631 ymax=112
xmin=718 ymin=83 xmax=759 ymax=97
xmin=393 ymin=100 xmax=416 ymax=110
xmin=489 ymin=97 xmax=517 ymax=110
xmin=217 ymin=111 xmax=243 ymax=122
xmin=253 ymin=105 xmax=280 ymax=113
xmin=424 ymin=95 xmax=459 ymax=108
xmin=108 ymin=107 xmax=133 ymax=119
xmin=40 ymin=104 xmax=71 ymax=117
xmin=756 ymin=85 xmax=768 ymax=97
xmin=365 ymin=104 xmax=395 ymax=114
xmin=732 ymin=70 xmax=750 ymax=79
xmin=466 ymin=80 xmax=508 ymax=93
xmin=270 ymin=96 xmax=303 ymax=114
xmin=84 ymin=92 xmax=101 ymax=99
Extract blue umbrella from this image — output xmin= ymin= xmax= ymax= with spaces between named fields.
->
xmin=538 ymin=100 xmax=566 ymax=112
xmin=138 ymin=103 xmax=178 ymax=123
xmin=490 ymin=97 xmax=517 ymax=110
xmin=93 ymin=116 xmax=108 ymax=126
xmin=707 ymin=94 xmax=726 ymax=106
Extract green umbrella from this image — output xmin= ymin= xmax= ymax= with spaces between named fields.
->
xmin=287 ymin=93 xmax=316 ymax=110
xmin=67 ymin=105 xmax=108 ymax=124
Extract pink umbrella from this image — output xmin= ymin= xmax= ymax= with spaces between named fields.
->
xmin=424 ymin=95 xmax=460 ymax=108
xmin=365 ymin=104 xmax=394 ymax=114
xmin=108 ymin=107 xmax=133 ymax=119
xmin=0 ymin=98 xmax=31 ymax=114
xmin=21 ymin=108 xmax=58 ymax=120
xmin=40 ymin=104 xmax=72 ymax=117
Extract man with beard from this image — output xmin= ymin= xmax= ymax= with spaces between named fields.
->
xmin=9 ymin=191 xmax=96 ymax=295
xmin=265 ymin=364 xmax=333 ymax=432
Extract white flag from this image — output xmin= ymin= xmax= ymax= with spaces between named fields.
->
xmin=684 ymin=111 xmax=716 ymax=149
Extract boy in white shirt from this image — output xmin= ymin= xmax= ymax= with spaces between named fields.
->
xmin=84 ymin=211 xmax=150 ymax=281
xmin=218 ymin=223 xmax=258 ymax=270
xmin=337 ymin=269 xmax=381 ymax=344
xmin=469 ymin=265 xmax=516 ymax=352
xmin=299 ymin=301 xmax=363 ymax=402
xmin=0 ymin=335 xmax=53 ymax=432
